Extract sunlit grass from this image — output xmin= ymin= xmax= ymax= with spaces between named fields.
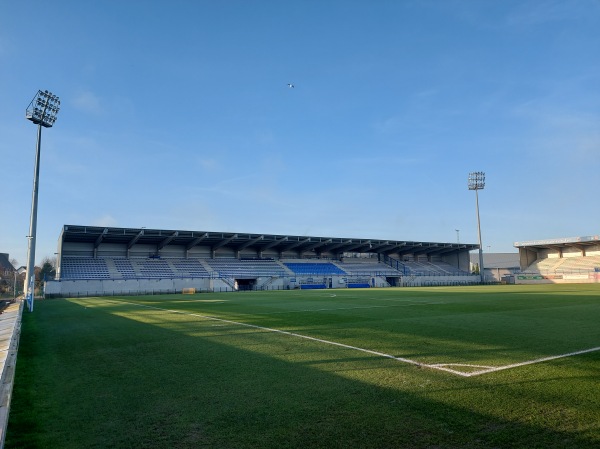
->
xmin=6 ymin=284 xmax=600 ymax=448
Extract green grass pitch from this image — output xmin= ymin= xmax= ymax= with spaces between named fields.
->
xmin=6 ymin=284 xmax=600 ymax=448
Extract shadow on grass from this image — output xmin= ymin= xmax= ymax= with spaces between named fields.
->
xmin=6 ymin=297 xmax=599 ymax=449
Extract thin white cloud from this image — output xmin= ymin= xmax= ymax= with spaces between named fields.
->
xmin=91 ymin=215 xmax=118 ymax=227
xmin=0 ymin=38 xmax=8 ymax=56
xmin=197 ymin=157 xmax=219 ymax=171
xmin=513 ymin=101 xmax=600 ymax=158
xmin=373 ymin=115 xmax=404 ymax=134
xmin=345 ymin=155 xmax=422 ymax=166
xmin=72 ymin=90 xmax=102 ymax=114
xmin=506 ymin=0 xmax=594 ymax=26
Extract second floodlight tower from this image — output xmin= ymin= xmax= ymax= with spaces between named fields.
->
xmin=24 ymin=90 xmax=60 ymax=311
xmin=468 ymin=171 xmax=485 ymax=283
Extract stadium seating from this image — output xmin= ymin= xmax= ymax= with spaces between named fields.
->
xmin=59 ymin=256 xmax=471 ymax=281
xmin=557 ymin=255 xmax=600 ymax=272
xmin=526 ymin=255 xmax=600 ymax=274
xmin=171 ymin=259 xmax=210 ymax=277
xmin=112 ymin=258 xmax=136 ymax=278
xmin=422 ymin=261 xmax=467 ymax=275
xmin=138 ymin=259 xmax=175 ymax=278
xmin=204 ymin=258 xmax=288 ymax=278
xmin=401 ymin=261 xmax=443 ymax=275
xmin=284 ymin=262 xmax=346 ymax=275
xmin=337 ymin=261 xmax=402 ymax=276
xmin=61 ymin=258 xmax=111 ymax=279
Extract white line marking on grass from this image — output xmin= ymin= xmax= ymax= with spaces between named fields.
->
xmin=113 ymin=300 xmax=426 ymax=368
xmin=453 ymin=346 xmax=600 ymax=377
xmin=255 ymin=302 xmax=445 ymax=315
xmin=258 ymin=304 xmax=400 ymax=314
xmin=104 ymin=299 xmax=600 ymax=378
xmin=426 ymin=363 xmax=496 ymax=377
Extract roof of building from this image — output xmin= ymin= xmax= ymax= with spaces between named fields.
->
xmin=470 ymin=252 xmax=520 ymax=269
xmin=59 ymin=225 xmax=479 ymax=257
xmin=514 ymin=235 xmax=600 ymax=250
xmin=0 ymin=253 xmax=15 ymax=273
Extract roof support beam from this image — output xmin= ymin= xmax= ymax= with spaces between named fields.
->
xmin=325 ymin=239 xmax=353 ymax=252
xmin=284 ymin=237 xmax=311 ymax=252
xmin=370 ymin=241 xmax=393 ymax=252
xmin=94 ymin=228 xmax=108 ymax=248
xmin=126 ymin=229 xmax=144 ymax=258
xmin=434 ymin=245 xmax=460 ymax=255
xmin=128 ymin=229 xmax=144 ymax=249
xmin=302 ymin=239 xmax=332 ymax=254
xmin=212 ymin=234 xmax=238 ymax=251
xmin=343 ymin=240 xmax=371 ymax=252
xmin=186 ymin=233 xmax=209 ymax=251
xmin=396 ymin=244 xmax=421 ymax=253
xmin=158 ymin=231 xmax=178 ymax=251
xmin=237 ymin=235 xmax=264 ymax=251
xmin=261 ymin=236 xmax=288 ymax=251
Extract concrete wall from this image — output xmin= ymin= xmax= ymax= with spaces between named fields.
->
xmin=399 ymin=275 xmax=481 ymax=287
xmin=0 ymin=301 xmax=22 ymax=448
xmin=45 ymin=277 xmax=214 ymax=297
xmin=519 ymin=248 xmax=538 ymax=271
xmin=515 ymin=273 xmax=600 ymax=285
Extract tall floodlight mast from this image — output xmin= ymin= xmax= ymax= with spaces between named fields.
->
xmin=24 ymin=90 xmax=60 ymax=312
xmin=468 ymin=171 xmax=485 ymax=283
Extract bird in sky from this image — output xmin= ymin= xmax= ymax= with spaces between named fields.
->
xmin=287 ymin=83 xmax=294 ymax=88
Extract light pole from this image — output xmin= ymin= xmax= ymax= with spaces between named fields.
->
xmin=24 ymin=90 xmax=60 ymax=312
xmin=455 ymin=229 xmax=460 ymax=244
xmin=468 ymin=171 xmax=485 ymax=283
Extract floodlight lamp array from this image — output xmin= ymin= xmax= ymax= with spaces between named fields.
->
xmin=468 ymin=171 xmax=485 ymax=190
xmin=26 ymin=89 xmax=60 ymax=128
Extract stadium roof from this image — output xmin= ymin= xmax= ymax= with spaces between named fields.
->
xmin=514 ymin=235 xmax=600 ymax=251
xmin=59 ymin=225 xmax=478 ymax=257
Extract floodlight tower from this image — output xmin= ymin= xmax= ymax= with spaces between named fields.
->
xmin=468 ymin=171 xmax=485 ymax=283
xmin=24 ymin=90 xmax=60 ymax=312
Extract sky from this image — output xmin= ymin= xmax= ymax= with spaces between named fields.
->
xmin=1 ymin=0 xmax=599 ymax=266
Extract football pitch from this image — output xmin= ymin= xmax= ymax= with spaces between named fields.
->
xmin=7 ymin=284 xmax=600 ymax=448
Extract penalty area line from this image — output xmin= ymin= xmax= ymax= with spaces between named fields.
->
xmin=457 ymin=346 xmax=600 ymax=377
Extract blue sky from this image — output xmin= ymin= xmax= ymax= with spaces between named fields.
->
xmin=1 ymin=0 xmax=599 ymax=266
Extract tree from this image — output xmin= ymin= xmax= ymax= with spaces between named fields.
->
xmin=39 ymin=256 xmax=57 ymax=281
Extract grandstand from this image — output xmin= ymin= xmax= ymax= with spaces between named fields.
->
xmin=44 ymin=225 xmax=480 ymax=297
xmin=514 ymin=235 xmax=600 ymax=284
